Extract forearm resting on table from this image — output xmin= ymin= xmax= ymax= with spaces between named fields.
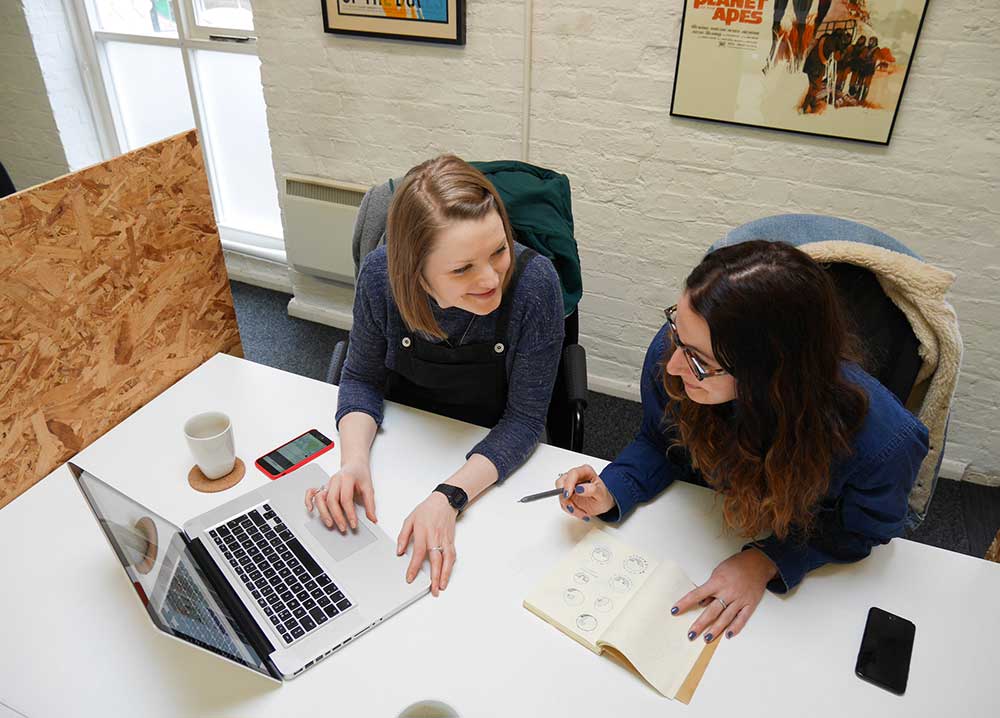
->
xmin=444 ymin=453 xmax=499 ymax=507
xmin=338 ymin=413 xmax=496 ymax=503
xmin=337 ymin=412 xmax=377 ymax=467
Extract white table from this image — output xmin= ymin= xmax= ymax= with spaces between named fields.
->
xmin=2 ymin=354 xmax=998 ymax=717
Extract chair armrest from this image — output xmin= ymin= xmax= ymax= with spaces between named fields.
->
xmin=327 ymin=340 xmax=349 ymax=385
xmin=562 ymin=344 xmax=588 ymax=408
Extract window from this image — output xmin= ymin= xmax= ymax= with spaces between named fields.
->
xmin=73 ymin=0 xmax=283 ymax=258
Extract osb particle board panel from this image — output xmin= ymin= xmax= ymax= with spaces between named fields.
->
xmin=0 ymin=130 xmax=242 ymax=509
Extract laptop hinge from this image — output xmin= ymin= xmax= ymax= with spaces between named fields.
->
xmin=187 ymin=536 xmax=283 ymax=680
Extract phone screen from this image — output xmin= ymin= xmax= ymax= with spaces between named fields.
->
xmin=258 ymin=430 xmax=332 ymax=476
xmin=855 ymin=607 xmax=915 ymax=695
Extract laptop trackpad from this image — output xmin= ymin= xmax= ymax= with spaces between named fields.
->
xmin=304 ymin=518 xmax=377 ymax=562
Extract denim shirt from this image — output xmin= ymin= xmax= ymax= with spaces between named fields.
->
xmin=599 ymin=325 xmax=930 ymax=594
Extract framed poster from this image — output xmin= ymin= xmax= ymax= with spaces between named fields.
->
xmin=322 ymin=1 xmax=466 ymax=45
xmin=670 ymin=0 xmax=929 ymax=144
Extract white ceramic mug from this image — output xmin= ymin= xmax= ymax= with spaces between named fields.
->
xmin=183 ymin=411 xmax=236 ymax=479
xmin=395 ymin=701 xmax=460 ymax=718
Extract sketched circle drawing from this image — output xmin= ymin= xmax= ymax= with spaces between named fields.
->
xmin=576 ymin=614 xmax=598 ymax=632
xmin=623 ymin=555 xmax=648 ymax=574
xmin=591 ymin=546 xmax=612 ymax=564
xmin=563 ymin=588 xmax=585 ymax=606
xmin=609 ymin=574 xmax=632 ymax=593
xmin=594 ymin=595 xmax=614 ymax=613
xmin=573 ymin=570 xmax=592 ymax=586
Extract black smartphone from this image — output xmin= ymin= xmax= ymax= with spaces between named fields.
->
xmin=855 ymin=607 xmax=916 ymax=695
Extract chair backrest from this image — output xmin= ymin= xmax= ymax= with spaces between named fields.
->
xmin=0 ymin=131 xmax=242 ymax=509
xmin=718 ymin=214 xmax=922 ymax=403
xmin=0 ymin=161 xmax=14 ymax=199
xmin=352 ymin=161 xmax=583 ymax=323
xmin=824 ymin=262 xmax=922 ymax=404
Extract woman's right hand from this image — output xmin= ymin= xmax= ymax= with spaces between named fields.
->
xmin=556 ymin=464 xmax=615 ymax=521
xmin=304 ymin=461 xmax=377 ymax=533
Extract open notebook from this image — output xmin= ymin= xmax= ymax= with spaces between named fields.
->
xmin=524 ymin=528 xmax=718 ymax=702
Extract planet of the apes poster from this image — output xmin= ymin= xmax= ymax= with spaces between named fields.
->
xmin=670 ymin=0 xmax=928 ymax=144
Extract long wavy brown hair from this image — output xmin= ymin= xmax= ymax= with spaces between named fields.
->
xmin=664 ymin=241 xmax=869 ymax=542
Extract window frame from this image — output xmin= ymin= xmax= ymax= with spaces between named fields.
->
xmin=69 ymin=0 xmax=284 ymax=259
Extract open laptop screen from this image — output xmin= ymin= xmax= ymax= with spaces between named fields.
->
xmin=74 ymin=469 xmax=271 ymax=678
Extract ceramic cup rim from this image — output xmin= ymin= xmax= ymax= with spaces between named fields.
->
xmin=183 ymin=411 xmax=232 ymax=442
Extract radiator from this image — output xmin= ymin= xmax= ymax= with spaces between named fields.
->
xmin=282 ymin=174 xmax=369 ymax=285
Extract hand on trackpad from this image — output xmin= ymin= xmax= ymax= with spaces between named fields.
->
xmin=305 ymin=516 xmax=377 ymax=562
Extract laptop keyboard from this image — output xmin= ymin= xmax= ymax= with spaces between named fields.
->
xmin=209 ymin=503 xmax=353 ymax=646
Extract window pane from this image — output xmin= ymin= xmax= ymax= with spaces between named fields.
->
xmin=194 ymin=0 xmax=254 ymax=31
xmin=104 ymin=42 xmax=195 ymax=150
xmin=93 ymin=0 xmax=177 ymax=35
xmin=193 ymin=50 xmax=280 ymax=237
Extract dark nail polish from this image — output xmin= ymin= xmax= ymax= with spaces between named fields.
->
xmin=670 ymin=606 xmax=679 ymax=615
xmin=567 ymin=505 xmax=574 ymax=513
xmin=582 ymin=516 xmax=590 ymax=522
xmin=575 ymin=485 xmax=584 ymax=494
xmin=726 ymin=631 xmax=734 ymax=639
xmin=563 ymin=490 xmax=569 ymax=498
xmin=687 ymin=631 xmax=696 ymax=641
xmin=704 ymin=633 xmax=714 ymax=643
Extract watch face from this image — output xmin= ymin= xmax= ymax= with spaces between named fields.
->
xmin=437 ymin=484 xmax=467 ymax=510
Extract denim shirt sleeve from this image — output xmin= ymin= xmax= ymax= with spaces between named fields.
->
xmin=598 ymin=326 xmax=696 ymax=522
xmin=746 ymin=418 xmax=929 ymax=594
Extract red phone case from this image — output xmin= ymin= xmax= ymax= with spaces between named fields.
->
xmin=255 ymin=429 xmax=335 ymax=480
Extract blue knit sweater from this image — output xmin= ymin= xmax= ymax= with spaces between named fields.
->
xmin=336 ymin=243 xmax=565 ymax=482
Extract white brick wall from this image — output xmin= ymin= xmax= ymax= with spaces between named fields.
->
xmin=0 ymin=1 xmax=69 ymax=190
xmin=23 ymin=0 xmax=103 ymax=172
xmin=255 ymin=0 xmax=999 ymax=472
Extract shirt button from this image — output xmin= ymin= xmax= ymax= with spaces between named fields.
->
xmin=402 ymin=337 xmax=411 ymax=348
xmin=494 ymin=342 xmax=505 ymax=353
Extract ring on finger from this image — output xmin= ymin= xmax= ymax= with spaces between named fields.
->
xmin=715 ymin=596 xmax=728 ymax=610
xmin=429 ymin=546 xmax=444 ymax=553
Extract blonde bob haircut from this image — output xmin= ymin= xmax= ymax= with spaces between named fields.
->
xmin=387 ymin=154 xmax=516 ymax=339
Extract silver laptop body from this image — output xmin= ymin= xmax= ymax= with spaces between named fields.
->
xmin=72 ymin=462 xmax=429 ymax=681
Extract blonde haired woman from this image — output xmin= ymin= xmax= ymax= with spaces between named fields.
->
xmin=306 ymin=155 xmax=565 ymax=596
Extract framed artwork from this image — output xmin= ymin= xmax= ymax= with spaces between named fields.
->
xmin=670 ymin=0 xmax=929 ymax=144
xmin=322 ymin=1 xmax=466 ymax=45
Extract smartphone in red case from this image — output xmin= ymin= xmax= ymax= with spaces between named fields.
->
xmin=255 ymin=429 xmax=335 ymax=480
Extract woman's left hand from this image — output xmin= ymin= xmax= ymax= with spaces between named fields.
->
xmin=671 ymin=549 xmax=778 ymax=643
xmin=396 ymin=492 xmax=458 ymax=597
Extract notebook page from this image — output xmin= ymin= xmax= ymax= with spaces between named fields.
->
xmin=524 ymin=529 xmax=659 ymax=653
xmin=599 ymin=559 xmax=707 ymax=698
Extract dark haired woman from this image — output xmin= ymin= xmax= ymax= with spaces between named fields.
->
xmin=556 ymin=240 xmax=928 ymax=643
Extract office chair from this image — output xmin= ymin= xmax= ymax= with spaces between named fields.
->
xmin=720 ymin=214 xmax=924 ymax=405
xmin=327 ymin=166 xmax=588 ymax=452
xmin=0 ymin=161 xmax=15 ymax=199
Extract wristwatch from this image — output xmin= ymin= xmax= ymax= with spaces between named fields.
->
xmin=433 ymin=483 xmax=469 ymax=514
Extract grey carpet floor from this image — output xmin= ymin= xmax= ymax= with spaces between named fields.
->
xmin=231 ymin=281 xmax=999 ymax=560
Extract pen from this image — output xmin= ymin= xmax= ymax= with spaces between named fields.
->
xmin=517 ymin=487 xmax=565 ymax=503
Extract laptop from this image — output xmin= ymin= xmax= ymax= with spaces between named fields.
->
xmin=69 ymin=461 xmax=429 ymax=681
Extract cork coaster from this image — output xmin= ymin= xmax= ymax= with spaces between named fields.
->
xmin=188 ymin=458 xmax=246 ymax=493
xmin=133 ymin=516 xmax=158 ymax=575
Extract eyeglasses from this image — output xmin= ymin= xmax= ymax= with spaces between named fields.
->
xmin=664 ymin=305 xmax=729 ymax=381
